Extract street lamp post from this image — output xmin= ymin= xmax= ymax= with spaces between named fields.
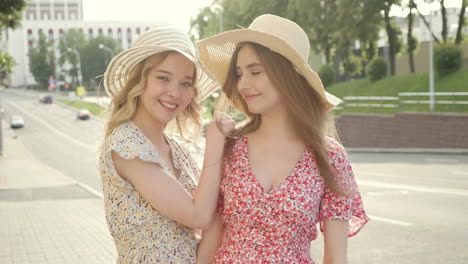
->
xmin=426 ymin=0 xmax=435 ymax=112
xmin=99 ymin=44 xmax=114 ymax=65
xmin=67 ymin=47 xmax=82 ymax=86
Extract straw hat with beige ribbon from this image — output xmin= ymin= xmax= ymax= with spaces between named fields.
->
xmin=103 ymin=27 xmax=218 ymax=102
xmin=196 ymin=14 xmax=342 ymax=110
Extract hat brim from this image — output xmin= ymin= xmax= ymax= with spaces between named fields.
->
xmin=196 ymin=29 xmax=342 ymax=110
xmin=103 ymin=45 xmax=219 ymax=102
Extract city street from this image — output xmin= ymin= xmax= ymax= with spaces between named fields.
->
xmin=1 ymin=90 xmax=468 ymax=263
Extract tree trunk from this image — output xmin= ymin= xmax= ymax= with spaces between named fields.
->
xmin=408 ymin=0 xmax=415 ymax=73
xmin=440 ymin=0 xmax=447 ymax=42
xmin=455 ymin=0 xmax=467 ymax=44
xmin=415 ymin=5 xmax=440 ymax=43
xmin=324 ymin=45 xmax=331 ymax=63
xmin=384 ymin=8 xmax=396 ymax=75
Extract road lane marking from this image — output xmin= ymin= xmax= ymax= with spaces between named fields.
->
xmin=451 ymin=170 xmax=468 ymax=176
xmin=7 ymin=102 xmax=96 ymax=151
xmin=359 ymin=179 xmax=468 ymax=196
xmin=368 ymin=215 xmax=414 ymax=226
xmin=359 ymin=171 xmax=394 ymax=177
xmin=367 ymin=190 xmax=409 ymax=196
xmin=426 ymin=158 xmax=458 ymax=163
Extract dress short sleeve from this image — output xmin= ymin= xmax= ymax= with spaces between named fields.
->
xmin=105 ymin=122 xmax=164 ymax=165
xmin=319 ymin=137 xmax=369 ymax=237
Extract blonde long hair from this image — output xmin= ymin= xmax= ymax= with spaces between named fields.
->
xmin=103 ymin=51 xmax=203 ymax=142
xmin=217 ymin=42 xmax=342 ymax=193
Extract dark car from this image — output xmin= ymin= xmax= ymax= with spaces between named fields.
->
xmin=39 ymin=95 xmax=53 ymax=104
xmin=77 ymin=109 xmax=91 ymax=120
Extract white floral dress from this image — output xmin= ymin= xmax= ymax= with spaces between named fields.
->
xmin=99 ymin=121 xmax=200 ymax=264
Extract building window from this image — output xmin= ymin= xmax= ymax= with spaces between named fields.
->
xmin=108 ymin=28 xmax=113 ymax=37
xmin=28 ymin=29 xmax=33 ymax=47
xmin=48 ymin=29 xmax=54 ymax=44
xmin=136 ymin=28 xmax=141 ymax=34
xmin=98 ymin=28 xmax=103 ymax=35
xmin=59 ymin=29 xmax=64 ymax=40
xmin=88 ymin=28 xmax=93 ymax=39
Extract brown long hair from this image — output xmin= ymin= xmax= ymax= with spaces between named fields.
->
xmin=103 ymin=51 xmax=203 ymax=142
xmin=216 ymin=42 xmax=342 ymax=193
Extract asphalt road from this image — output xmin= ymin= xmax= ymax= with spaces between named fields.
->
xmin=2 ymin=90 xmax=467 ymax=263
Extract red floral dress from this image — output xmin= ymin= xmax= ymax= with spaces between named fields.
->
xmin=213 ymin=137 xmax=369 ymax=264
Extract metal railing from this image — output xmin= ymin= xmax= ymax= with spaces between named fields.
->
xmin=339 ymin=92 xmax=468 ymax=112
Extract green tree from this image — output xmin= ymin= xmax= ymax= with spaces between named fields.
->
xmin=407 ymin=0 xmax=419 ymax=73
xmin=29 ymin=31 xmax=56 ymax=87
xmin=455 ymin=0 xmax=467 ymax=45
xmin=382 ymin=0 xmax=402 ymax=75
xmin=58 ymin=29 xmax=87 ymax=86
xmin=353 ymin=0 xmax=384 ymax=64
xmin=189 ymin=6 xmax=219 ymax=40
xmin=289 ymin=0 xmax=340 ymax=63
xmin=439 ymin=0 xmax=448 ymax=42
xmin=191 ymin=0 xmax=290 ymax=40
xmin=0 ymin=50 xmax=15 ymax=83
xmin=80 ymin=35 xmax=121 ymax=87
xmin=0 ymin=0 xmax=26 ymax=31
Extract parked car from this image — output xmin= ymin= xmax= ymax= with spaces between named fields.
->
xmin=39 ymin=94 xmax=53 ymax=103
xmin=10 ymin=115 xmax=24 ymax=129
xmin=77 ymin=109 xmax=91 ymax=120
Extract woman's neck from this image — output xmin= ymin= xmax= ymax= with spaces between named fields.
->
xmin=131 ymin=109 xmax=168 ymax=150
xmin=252 ymin=107 xmax=302 ymax=144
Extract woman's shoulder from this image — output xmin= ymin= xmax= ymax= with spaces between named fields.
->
xmin=104 ymin=121 xmax=150 ymax=159
xmin=325 ymin=136 xmax=345 ymax=154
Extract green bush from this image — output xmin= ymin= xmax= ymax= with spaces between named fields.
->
xmin=434 ymin=43 xmax=462 ymax=77
xmin=317 ymin=63 xmax=336 ymax=87
xmin=342 ymin=55 xmax=362 ymax=78
xmin=366 ymin=57 xmax=388 ymax=82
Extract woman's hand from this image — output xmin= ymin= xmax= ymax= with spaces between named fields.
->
xmin=205 ymin=111 xmax=236 ymax=144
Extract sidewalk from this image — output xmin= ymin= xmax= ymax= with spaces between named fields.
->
xmin=0 ymin=124 xmax=116 ymax=263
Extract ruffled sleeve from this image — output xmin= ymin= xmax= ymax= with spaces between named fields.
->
xmin=319 ymin=137 xmax=369 ymax=237
xmin=106 ymin=122 xmax=165 ymax=166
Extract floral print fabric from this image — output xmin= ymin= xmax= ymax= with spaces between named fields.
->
xmin=99 ymin=121 xmax=200 ymax=264
xmin=214 ymin=136 xmax=369 ymax=264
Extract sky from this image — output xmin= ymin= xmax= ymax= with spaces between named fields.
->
xmin=82 ymin=0 xmax=464 ymax=32
xmin=82 ymin=0 xmax=213 ymax=32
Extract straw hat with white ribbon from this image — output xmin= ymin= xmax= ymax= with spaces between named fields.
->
xmin=103 ymin=27 xmax=218 ymax=102
xmin=196 ymin=14 xmax=342 ymax=110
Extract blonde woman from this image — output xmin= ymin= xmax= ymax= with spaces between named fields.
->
xmin=196 ymin=15 xmax=369 ymax=263
xmin=99 ymin=27 xmax=232 ymax=263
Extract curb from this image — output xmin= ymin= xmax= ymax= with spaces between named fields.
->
xmin=347 ymin=148 xmax=468 ymax=154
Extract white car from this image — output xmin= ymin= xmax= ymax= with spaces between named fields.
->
xmin=10 ymin=115 xmax=24 ymax=129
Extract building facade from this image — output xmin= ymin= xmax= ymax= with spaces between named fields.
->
xmin=2 ymin=0 xmax=167 ymax=87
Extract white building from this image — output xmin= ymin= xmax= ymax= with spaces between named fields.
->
xmin=1 ymin=0 xmax=168 ymax=87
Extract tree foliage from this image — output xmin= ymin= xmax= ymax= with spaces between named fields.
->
xmin=58 ymin=29 xmax=87 ymax=85
xmin=29 ymin=31 xmax=56 ymax=86
xmin=80 ymin=35 xmax=121 ymax=87
xmin=0 ymin=0 xmax=26 ymax=31
xmin=190 ymin=0 xmax=399 ymax=80
xmin=0 ymin=50 xmax=15 ymax=82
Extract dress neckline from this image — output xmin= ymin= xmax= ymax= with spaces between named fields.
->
xmin=241 ymin=136 xmax=308 ymax=196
